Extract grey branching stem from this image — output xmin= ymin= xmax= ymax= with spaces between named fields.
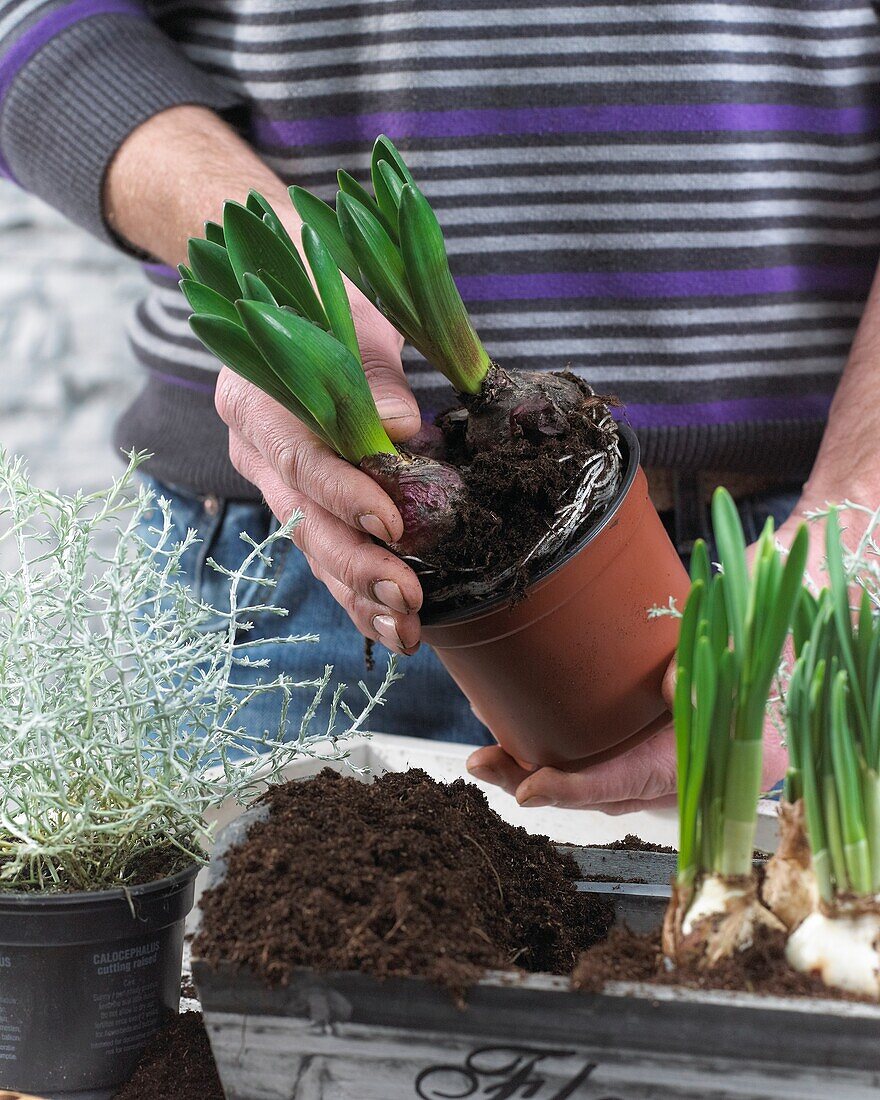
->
xmin=0 ymin=452 xmax=401 ymax=892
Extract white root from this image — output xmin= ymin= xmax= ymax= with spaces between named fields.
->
xmin=786 ymin=906 xmax=880 ymax=999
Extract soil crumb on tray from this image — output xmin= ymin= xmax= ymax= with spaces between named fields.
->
xmin=196 ymin=768 xmax=613 ymax=1002
xmin=113 ymin=1012 xmax=222 ymax=1100
xmin=598 ymin=834 xmax=675 ymax=854
xmin=573 ymin=925 xmax=873 ymax=1002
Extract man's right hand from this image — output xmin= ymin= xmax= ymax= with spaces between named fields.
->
xmin=105 ymin=105 xmax=425 ymax=654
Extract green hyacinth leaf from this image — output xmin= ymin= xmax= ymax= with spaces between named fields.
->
xmin=241 ymin=272 xmax=278 ymax=306
xmin=179 ymin=279 xmax=241 ymax=326
xmin=337 ymin=192 xmax=422 ymax=336
xmin=289 ymin=186 xmax=372 ymax=297
xmin=398 ymin=184 xmax=489 ymax=393
xmin=187 ymin=237 xmax=241 ymax=303
xmin=372 ymin=135 xmax=417 ymax=188
xmin=188 ymin=314 xmax=329 ymax=444
xmin=302 ymin=225 xmax=360 ymax=361
xmin=337 ymin=169 xmax=396 ymax=240
xmin=178 ymin=263 xmax=195 ymax=283
xmin=204 ymin=221 xmax=225 ymax=246
xmin=236 ymin=300 xmax=395 ymax=463
xmin=373 ymin=159 xmax=406 ymax=233
xmin=222 ymin=201 xmax=328 ymax=327
xmin=246 ymin=189 xmax=300 ymax=257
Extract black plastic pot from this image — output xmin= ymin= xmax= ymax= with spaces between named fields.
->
xmin=0 ymin=864 xmax=198 ymax=1099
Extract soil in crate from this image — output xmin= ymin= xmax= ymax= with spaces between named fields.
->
xmin=573 ymin=924 xmax=871 ymax=1002
xmin=112 ymin=1012 xmax=223 ymax=1100
xmin=196 ymin=768 xmax=613 ymax=1001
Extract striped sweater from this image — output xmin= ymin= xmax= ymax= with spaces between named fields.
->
xmin=1 ymin=0 xmax=879 ymax=499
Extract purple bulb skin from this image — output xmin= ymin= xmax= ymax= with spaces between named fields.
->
xmin=465 ymin=367 xmax=589 ymax=449
xmin=404 ymin=422 xmax=448 ymax=462
xmin=359 ymin=452 xmax=466 ymax=559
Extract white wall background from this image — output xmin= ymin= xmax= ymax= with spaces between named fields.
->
xmin=0 ymin=181 xmax=143 ymax=495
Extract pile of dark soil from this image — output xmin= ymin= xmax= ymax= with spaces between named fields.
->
xmin=113 ymin=1013 xmax=223 ymax=1100
xmin=196 ymin=769 xmax=613 ymax=1002
xmin=416 ymin=375 xmax=619 ymax=595
xmin=572 ymin=925 xmax=871 ymax=1003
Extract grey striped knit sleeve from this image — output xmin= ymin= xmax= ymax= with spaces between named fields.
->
xmin=0 ymin=3 xmax=241 ymax=248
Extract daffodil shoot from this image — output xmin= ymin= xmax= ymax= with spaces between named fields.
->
xmin=764 ymin=507 xmax=880 ymax=998
xmin=182 ymin=140 xmax=621 ymax=608
xmin=663 ymin=488 xmax=808 ymax=969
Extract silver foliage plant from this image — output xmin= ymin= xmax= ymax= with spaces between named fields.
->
xmin=0 ymin=451 xmax=400 ymax=892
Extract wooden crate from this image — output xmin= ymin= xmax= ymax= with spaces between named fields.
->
xmin=194 ymin=819 xmax=880 ymax=1100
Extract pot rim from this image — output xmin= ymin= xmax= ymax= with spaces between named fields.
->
xmin=421 ymin=419 xmax=639 ymax=628
xmin=0 ymin=860 xmax=200 ymax=910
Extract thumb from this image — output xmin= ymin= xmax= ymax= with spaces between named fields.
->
xmin=354 ymin=305 xmax=421 ymax=443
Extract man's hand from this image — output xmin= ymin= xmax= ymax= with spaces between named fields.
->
xmin=215 ymin=299 xmax=425 ymax=655
xmin=105 ymin=105 xmax=426 ymax=654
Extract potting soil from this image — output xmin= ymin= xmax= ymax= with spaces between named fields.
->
xmin=417 ymin=375 xmax=621 ymax=603
xmin=196 ymin=768 xmax=613 ymax=1002
xmin=573 ymin=924 xmax=872 ymax=1002
xmin=112 ymin=1012 xmax=223 ymax=1100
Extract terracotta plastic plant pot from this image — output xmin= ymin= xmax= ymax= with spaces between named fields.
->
xmin=0 ymin=863 xmax=198 ymax=1100
xmin=421 ymin=423 xmax=690 ymax=768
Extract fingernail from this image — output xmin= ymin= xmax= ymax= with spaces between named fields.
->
xmin=373 ymin=613 xmax=404 ymax=652
xmin=372 ymin=579 xmax=410 ymax=613
xmin=467 ymin=764 xmax=501 ymax=785
xmin=359 ymin=513 xmax=393 ymax=542
xmin=376 ymin=398 xmax=416 ymax=422
xmin=519 ymin=795 xmax=557 ymax=809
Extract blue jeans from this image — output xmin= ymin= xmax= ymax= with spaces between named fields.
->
xmin=138 ymin=477 xmax=495 ymax=747
xmin=139 ymin=476 xmax=801 ymax=751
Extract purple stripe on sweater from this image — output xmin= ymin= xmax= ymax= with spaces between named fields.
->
xmin=623 ymin=392 xmax=832 ymax=429
xmin=456 ymin=265 xmax=874 ymax=301
xmin=143 ymin=262 xmax=180 ymax=281
xmin=148 ymin=367 xmax=217 ymax=395
xmin=0 ymin=0 xmax=144 ymax=177
xmin=254 ymin=103 xmax=880 ymax=147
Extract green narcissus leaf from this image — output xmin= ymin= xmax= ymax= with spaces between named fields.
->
xmin=373 ymin=159 xmax=406 ymax=233
xmin=204 ymin=221 xmax=225 ymax=246
xmin=236 ymin=300 xmax=396 ymax=464
xmin=289 ymin=186 xmax=371 ymax=297
xmin=398 ymin=183 xmax=489 ymax=394
xmin=222 ymin=201 xmax=328 ymax=327
xmin=187 ymin=238 xmax=241 ymax=303
xmin=337 ymin=192 xmax=422 ymax=336
xmin=179 ymin=279 xmax=241 ymax=326
xmin=371 ymin=135 xmax=417 ymax=188
xmin=337 ymin=169 xmax=396 ymax=240
xmin=188 ymin=313 xmax=329 ymax=444
xmin=302 ymin=225 xmax=360 ymax=361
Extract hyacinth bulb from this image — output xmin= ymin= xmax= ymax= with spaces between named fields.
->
xmin=464 ymin=368 xmax=594 ymax=450
xmin=360 ymin=452 xmax=467 ymax=560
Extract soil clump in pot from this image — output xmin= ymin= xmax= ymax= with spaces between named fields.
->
xmin=420 ymin=381 xmax=619 ymax=594
xmin=113 ymin=1012 xmax=223 ymax=1100
xmin=196 ymin=769 xmax=613 ymax=1002
xmin=572 ymin=925 xmax=872 ymax=1002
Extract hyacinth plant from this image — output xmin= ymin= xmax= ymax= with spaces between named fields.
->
xmin=182 ymin=197 xmax=469 ymax=564
xmin=182 ymin=140 xmax=621 ymax=601
xmin=763 ymin=506 xmax=880 ymax=997
xmin=662 ymin=487 xmax=808 ymax=969
xmin=290 ymin=137 xmax=601 ymax=450
xmin=0 ymin=452 xmax=398 ymax=892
